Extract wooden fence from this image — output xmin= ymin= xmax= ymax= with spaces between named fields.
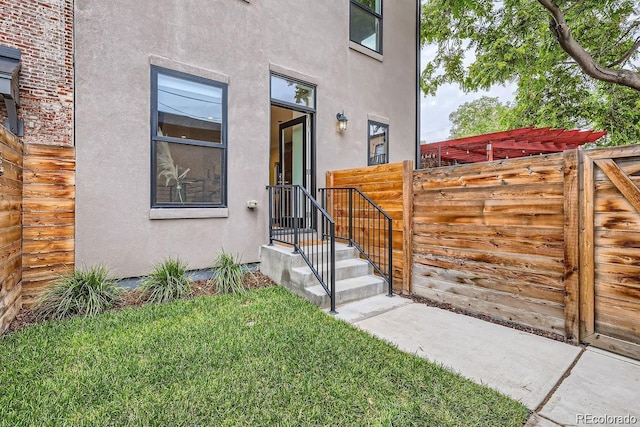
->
xmin=0 ymin=125 xmax=23 ymax=333
xmin=580 ymin=145 xmax=640 ymax=358
xmin=21 ymin=143 xmax=75 ymax=306
xmin=329 ymin=145 xmax=640 ymax=358
xmin=412 ymin=152 xmax=576 ymax=339
xmin=326 ymin=161 xmax=413 ymax=293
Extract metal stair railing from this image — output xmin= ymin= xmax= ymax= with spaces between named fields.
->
xmin=319 ymin=187 xmax=393 ymax=297
xmin=267 ymin=185 xmax=337 ymax=313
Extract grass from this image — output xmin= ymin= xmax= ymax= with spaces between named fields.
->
xmin=139 ymin=258 xmax=193 ymax=303
xmin=0 ymin=287 xmax=529 ymax=426
xmin=210 ymin=250 xmax=249 ymax=294
xmin=33 ymin=265 xmax=121 ymax=321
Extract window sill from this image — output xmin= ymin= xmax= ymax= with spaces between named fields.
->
xmin=149 ymin=208 xmax=229 ymax=220
xmin=349 ymin=41 xmax=383 ymax=62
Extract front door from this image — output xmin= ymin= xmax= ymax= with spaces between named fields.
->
xmin=278 ymin=116 xmax=307 ymax=228
xmin=279 ymin=116 xmax=307 ymax=188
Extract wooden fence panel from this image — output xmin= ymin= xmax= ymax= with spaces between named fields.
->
xmin=327 ymin=161 xmax=413 ymax=293
xmin=412 ymin=152 xmax=574 ymax=337
xmin=21 ymin=143 xmax=75 ymax=306
xmin=580 ymin=147 xmax=640 ymax=359
xmin=0 ymin=125 xmax=23 ymax=333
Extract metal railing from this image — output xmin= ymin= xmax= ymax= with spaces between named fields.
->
xmin=267 ymin=185 xmax=337 ymax=313
xmin=320 ymin=187 xmax=393 ymax=296
xmin=369 ymin=154 xmax=387 ymax=165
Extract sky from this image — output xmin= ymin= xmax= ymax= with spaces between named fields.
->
xmin=419 ymin=45 xmax=516 ymax=143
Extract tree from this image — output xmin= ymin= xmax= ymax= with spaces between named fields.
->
xmin=448 ymin=96 xmax=511 ymax=138
xmin=421 ymin=0 xmax=640 ymax=145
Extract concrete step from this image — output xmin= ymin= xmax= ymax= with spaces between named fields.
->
xmin=303 ymin=274 xmax=385 ymax=308
xmin=290 ymin=258 xmax=372 ymax=288
xmin=260 ymin=242 xmax=357 ymax=269
xmin=298 ymin=242 xmax=359 ymax=263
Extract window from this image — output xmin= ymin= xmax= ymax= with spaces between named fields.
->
xmin=368 ymin=121 xmax=388 ymax=165
xmin=270 ymin=73 xmax=316 ymax=111
xmin=350 ymin=0 xmax=382 ymax=54
xmin=151 ymin=66 xmax=227 ymax=208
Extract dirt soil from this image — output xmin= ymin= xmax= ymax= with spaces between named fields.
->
xmin=6 ymin=272 xmax=276 ymax=334
xmin=410 ymin=294 xmax=566 ymax=342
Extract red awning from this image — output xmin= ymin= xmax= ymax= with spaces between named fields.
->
xmin=420 ymin=127 xmax=607 ymax=165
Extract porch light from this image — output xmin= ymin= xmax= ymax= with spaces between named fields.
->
xmin=336 ymin=112 xmax=348 ymax=132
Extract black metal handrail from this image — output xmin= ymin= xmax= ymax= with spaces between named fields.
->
xmin=319 ymin=187 xmax=393 ymax=296
xmin=267 ymin=185 xmax=337 ymax=313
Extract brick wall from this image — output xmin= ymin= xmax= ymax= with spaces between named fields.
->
xmin=0 ymin=0 xmax=73 ymax=147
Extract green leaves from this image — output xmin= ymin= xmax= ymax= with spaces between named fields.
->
xmin=421 ymin=0 xmax=640 ymax=145
xmin=210 ymin=250 xmax=249 ymax=294
xmin=139 ymin=258 xmax=193 ymax=304
xmin=448 ymin=96 xmax=511 ymax=139
xmin=33 ymin=265 xmax=121 ymax=321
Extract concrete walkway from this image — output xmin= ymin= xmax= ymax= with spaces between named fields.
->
xmin=329 ymin=295 xmax=640 ymax=427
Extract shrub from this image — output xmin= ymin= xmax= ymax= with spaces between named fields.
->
xmin=33 ymin=265 xmax=121 ymax=321
xmin=139 ymin=258 xmax=193 ymax=303
xmin=210 ymin=250 xmax=250 ymax=294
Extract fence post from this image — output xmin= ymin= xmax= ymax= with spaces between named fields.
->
xmin=563 ymin=150 xmax=580 ymax=344
xmin=402 ymin=160 xmax=414 ymax=295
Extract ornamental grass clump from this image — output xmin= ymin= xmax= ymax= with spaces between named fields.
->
xmin=139 ymin=258 xmax=193 ymax=304
xmin=210 ymin=250 xmax=250 ymax=294
xmin=33 ymin=265 xmax=121 ymax=321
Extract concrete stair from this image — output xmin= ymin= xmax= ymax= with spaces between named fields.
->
xmin=259 ymin=242 xmax=387 ymax=309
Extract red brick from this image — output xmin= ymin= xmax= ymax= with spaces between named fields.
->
xmin=0 ymin=1 xmax=73 ymax=146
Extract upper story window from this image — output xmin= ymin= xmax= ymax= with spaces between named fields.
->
xmin=350 ymin=0 xmax=383 ymax=54
xmin=151 ymin=66 xmax=227 ymax=208
xmin=368 ymin=121 xmax=388 ymax=165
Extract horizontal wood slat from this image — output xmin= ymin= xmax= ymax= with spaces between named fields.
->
xmin=327 ymin=161 xmax=412 ymax=293
xmin=412 ymin=153 xmax=571 ymax=335
xmin=0 ymin=125 xmax=22 ymax=333
xmin=21 ymin=143 xmax=76 ymax=305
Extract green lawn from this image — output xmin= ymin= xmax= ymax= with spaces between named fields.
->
xmin=0 ymin=287 xmax=529 ymax=426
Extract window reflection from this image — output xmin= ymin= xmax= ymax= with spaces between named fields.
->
xmin=270 ymin=74 xmax=315 ymax=109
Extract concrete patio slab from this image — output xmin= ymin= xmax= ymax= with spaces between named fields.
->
xmin=354 ymin=303 xmax=582 ymax=409
xmin=328 ymin=294 xmax=413 ymax=323
xmin=524 ymin=413 xmax=562 ymax=427
xmin=539 ymin=348 xmax=640 ymax=426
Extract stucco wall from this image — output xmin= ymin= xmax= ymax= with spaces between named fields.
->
xmin=75 ymin=0 xmax=417 ymax=278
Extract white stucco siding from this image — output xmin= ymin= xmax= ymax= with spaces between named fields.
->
xmin=75 ymin=0 xmax=417 ymax=277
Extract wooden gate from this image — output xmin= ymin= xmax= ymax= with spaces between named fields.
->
xmin=580 ymin=145 xmax=640 ymax=359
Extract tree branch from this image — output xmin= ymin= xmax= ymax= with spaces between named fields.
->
xmin=597 ymin=21 xmax=640 ymax=61
xmin=538 ymin=0 xmax=640 ymax=91
xmin=607 ymin=38 xmax=640 ymax=68
xmin=562 ymin=0 xmax=587 ymax=15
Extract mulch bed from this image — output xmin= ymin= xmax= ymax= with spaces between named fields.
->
xmin=409 ymin=294 xmax=566 ymax=342
xmin=7 ymin=272 xmax=565 ymax=343
xmin=6 ymin=272 xmax=276 ymax=335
